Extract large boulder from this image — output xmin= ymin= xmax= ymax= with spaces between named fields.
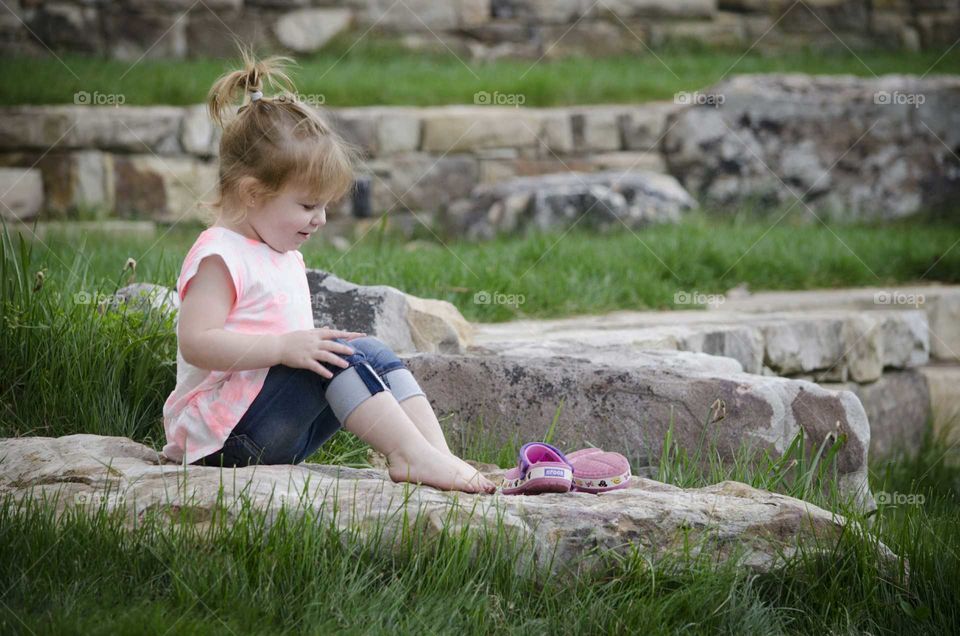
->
xmin=401 ymin=350 xmax=875 ymax=509
xmin=662 ymin=74 xmax=960 ymax=220
xmin=445 ymin=169 xmax=697 ymax=240
xmin=307 ymin=270 xmax=473 ymax=354
xmin=0 ymin=434 xmax=896 ymax=574
xmin=106 ymin=282 xmax=180 ymax=318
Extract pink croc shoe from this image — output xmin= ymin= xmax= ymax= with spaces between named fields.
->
xmin=568 ymin=448 xmax=631 ymax=493
xmin=500 ymin=442 xmax=573 ymax=495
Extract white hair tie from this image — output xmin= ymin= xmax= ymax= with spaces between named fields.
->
xmin=250 ymin=90 xmax=263 ymax=102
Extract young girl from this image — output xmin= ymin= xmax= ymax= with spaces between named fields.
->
xmin=161 ymin=50 xmax=495 ymax=495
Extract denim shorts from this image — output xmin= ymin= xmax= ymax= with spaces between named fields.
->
xmin=192 ymin=335 xmax=425 ymax=467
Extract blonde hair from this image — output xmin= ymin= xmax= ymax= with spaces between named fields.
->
xmin=202 ymin=46 xmax=360 ymax=225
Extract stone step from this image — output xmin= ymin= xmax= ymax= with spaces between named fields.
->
xmin=471 ymin=307 xmax=929 ymax=382
xmin=920 ymin=364 xmax=960 ymax=453
xmin=401 ymin=349 xmax=875 ymax=509
xmin=821 ymin=364 xmax=960 ymax=462
xmin=712 ymin=285 xmax=960 ymax=363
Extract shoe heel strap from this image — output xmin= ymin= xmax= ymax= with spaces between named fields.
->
xmin=518 ymin=441 xmax=575 ymax=478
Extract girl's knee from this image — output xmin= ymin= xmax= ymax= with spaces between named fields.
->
xmin=324 ymin=358 xmax=389 ymax=423
xmin=344 ymin=335 xmax=404 ymax=374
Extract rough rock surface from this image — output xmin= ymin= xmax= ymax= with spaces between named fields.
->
xmin=107 ymin=282 xmax=179 ymax=317
xmin=402 ymin=351 xmax=875 ymax=509
xmin=0 ymin=167 xmax=43 ymax=220
xmin=0 ymin=435 xmax=895 ymax=574
xmin=306 ymin=269 xmax=473 ymax=354
xmin=823 ymin=370 xmax=931 ymax=460
xmin=662 ymin=74 xmax=960 ymax=220
xmin=445 ymin=170 xmax=697 ymax=240
xmin=919 ymin=365 xmax=960 ymax=459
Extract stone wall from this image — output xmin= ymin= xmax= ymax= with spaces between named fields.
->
xmin=0 ymin=101 xmax=681 ymax=228
xmin=3 ymin=0 xmax=957 ymax=60
xmin=1 ymin=74 xmax=957 ymax=230
xmin=663 ymin=74 xmax=960 ymax=220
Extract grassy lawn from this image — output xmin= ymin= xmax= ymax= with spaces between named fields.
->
xmin=2 ymin=39 xmax=958 ymax=107
xmin=1 ymin=217 xmax=959 ymax=633
xmin=9 ymin=214 xmax=960 ymax=324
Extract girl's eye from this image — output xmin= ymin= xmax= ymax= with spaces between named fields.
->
xmin=301 ymin=203 xmax=318 ymax=210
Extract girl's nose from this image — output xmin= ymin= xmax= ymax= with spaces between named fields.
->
xmin=311 ymin=209 xmax=326 ymax=227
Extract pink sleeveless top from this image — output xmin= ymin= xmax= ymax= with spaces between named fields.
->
xmin=161 ymin=226 xmax=315 ymax=464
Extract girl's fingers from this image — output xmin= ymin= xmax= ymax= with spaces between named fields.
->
xmin=317 ymin=328 xmax=367 ymax=339
xmin=309 ymin=360 xmax=333 ymax=379
xmin=317 ymin=350 xmax=350 ymax=367
xmin=319 ymin=341 xmax=356 ymax=356
xmin=317 ymin=327 xmax=363 ymax=335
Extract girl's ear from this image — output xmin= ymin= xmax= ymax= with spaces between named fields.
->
xmin=237 ymin=175 xmax=261 ymax=207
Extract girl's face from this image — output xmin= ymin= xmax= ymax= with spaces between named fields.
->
xmin=238 ymin=181 xmax=328 ymax=253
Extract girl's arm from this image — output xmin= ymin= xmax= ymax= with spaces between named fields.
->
xmin=178 ymin=255 xmax=283 ymax=372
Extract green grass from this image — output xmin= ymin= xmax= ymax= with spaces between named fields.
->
xmin=8 ymin=213 xmax=960 ymax=326
xmin=2 ymin=37 xmax=958 ymax=107
xmin=1 ymin=217 xmax=959 ymax=632
xmin=1 ymin=415 xmax=957 ymax=633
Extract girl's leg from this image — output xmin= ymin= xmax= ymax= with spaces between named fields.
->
xmin=340 ymin=392 xmax=493 ymax=493
xmin=339 ymin=337 xmax=454 ymax=455
xmin=325 ymin=337 xmax=494 ymax=493
xmin=394 ymin=394 xmax=452 ymax=455
xmin=295 ymin=385 xmax=492 ymax=493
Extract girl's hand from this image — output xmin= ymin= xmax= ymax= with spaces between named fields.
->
xmin=278 ymin=328 xmax=367 ymax=378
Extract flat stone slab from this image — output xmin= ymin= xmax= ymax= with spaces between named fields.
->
xmin=0 ymin=435 xmax=894 ymax=575
xmin=471 ymin=307 xmax=929 ymax=382
xmin=712 ymin=285 xmax=960 ymax=363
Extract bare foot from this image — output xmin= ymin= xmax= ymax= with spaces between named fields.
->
xmin=446 ymin=454 xmax=497 ymax=491
xmin=418 ymin=444 xmax=497 ymax=492
xmin=387 ymin=446 xmax=496 ymax=494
